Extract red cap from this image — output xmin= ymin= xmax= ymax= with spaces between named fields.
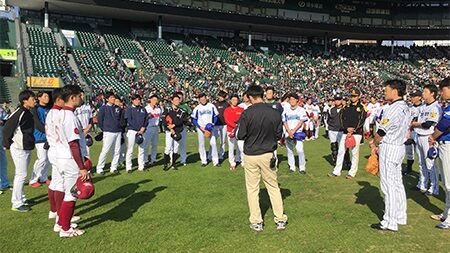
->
xmin=74 ymin=177 xmax=95 ymax=200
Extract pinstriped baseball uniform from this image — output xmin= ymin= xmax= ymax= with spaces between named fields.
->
xmin=406 ymin=104 xmax=421 ymax=160
xmin=378 ymin=99 xmax=410 ymax=231
xmin=415 ymin=101 xmax=442 ymax=194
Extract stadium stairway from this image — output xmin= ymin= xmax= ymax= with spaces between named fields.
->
xmin=2 ymin=77 xmax=20 ymax=105
xmin=0 ymin=76 xmax=11 ymax=103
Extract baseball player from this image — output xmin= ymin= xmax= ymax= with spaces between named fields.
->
xmin=312 ymin=99 xmax=321 ymax=139
xmin=327 ymin=94 xmax=344 ymax=164
xmin=29 ymin=91 xmax=50 ymax=187
xmin=370 ymin=79 xmax=410 ymax=232
xmin=364 ymin=97 xmax=381 ymax=138
xmin=143 ymin=95 xmax=161 ymax=167
xmin=403 ymin=90 xmax=422 ymax=175
xmin=304 ymin=98 xmax=315 ymax=140
xmin=3 ymin=90 xmax=35 ymax=212
xmin=0 ymin=103 xmax=10 ymax=192
xmin=238 ymin=92 xmax=251 ymax=110
xmin=124 ymin=94 xmax=148 ymax=172
xmin=46 ymin=88 xmax=80 ymax=229
xmin=192 ymin=93 xmax=219 ymax=167
xmin=174 ymin=91 xmax=190 ymax=165
xmin=96 ymin=92 xmax=123 ymax=175
xmin=411 ymin=84 xmax=442 ymax=195
xmin=51 ymin=85 xmax=90 ymax=237
xmin=224 ymin=94 xmax=244 ymax=170
xmin=329 ymin=88 xmax=366 ymax=179
xmin=74 ymin=91 xmax=93 ymax=156
xmin=322 ymin=98 xmax=332 ymax=139
xmin=162 ymin=95 xmax=190 ymax=170
xmin=429 ymin=78 xmax=450 ymax=229
xmin=282 ymin=93 xmax=308 ymax=173
xmin=114 ymin=97 xmax=126 ymax=167
xmin=211 ymin=90 xmax=229 ymax=162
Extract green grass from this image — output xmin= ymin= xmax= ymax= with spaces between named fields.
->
xmin=1 ymin=131 xmax=450 ymax=252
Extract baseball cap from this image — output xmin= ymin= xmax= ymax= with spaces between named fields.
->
xmin=409 ymin=90 xmax=422 ymax=97
xmin=334 ymin=93 xmax=343 ymax=100
xmin=350 ymin=88 xmax=361 ymax=96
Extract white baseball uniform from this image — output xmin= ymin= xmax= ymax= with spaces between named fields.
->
xmin=192 ymin=103 xmax=219 ymax=165
xmin=405 ymin=104 xmax=422 ymax=163
xmin=143 ymin=104 xmax=161 ymax=164
xmin=312 ymin=104 xmax=321 ymax=139
xmin=377 ymin=99 xmax=410 ymax=231
xmin=74 ymin=104 xmax=92 ymax=156
xmin=46 ymin=107 xmax=64 ymax=193
xmin=415 ymin=101 xmax=442 ymax=194
xmin=282 ymin=106 xmax=308 ymax=171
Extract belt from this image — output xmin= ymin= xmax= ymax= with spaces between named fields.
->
xmin=147 ymin=125 xmax=159 ymax=127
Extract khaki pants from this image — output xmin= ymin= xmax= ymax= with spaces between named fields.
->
xmin=244 ymin=153 xmax=288 ymax=224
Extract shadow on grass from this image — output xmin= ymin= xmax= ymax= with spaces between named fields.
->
xmin=355 ymin=181 xmax=384 ymax=220
xmin=78 ymin=185 xmax=167 ymax=229
xmin=27 ymin=193 xmax=49 ymax=206
xmin=76 ymin=179 xmax=152 ymax=216
xmin=260 ymin=187 xmax=292 ymax=218
xmin=322 ymin=154 xmax=335 ymax=166
xmin=403 ymin=174 xmax=442 ymax=214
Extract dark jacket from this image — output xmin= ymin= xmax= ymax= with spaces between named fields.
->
xmin=97 ymin=104 xmax=122 ymax=133
xmin=162 ymin=107 xmax=190 ymax=134
xmin=341 ymin=101 xmax=366 ymax=135
xmin=3 ymin=106 xmax=35 ymax=150
xmin=327 ymin=106 xmax=343 ymax=132
xmin=237 ymin=103 xmax=282 ymax=156
xmin=214 ymin=101 xmax=229 ymax=126
xmin=124 ymin=105 xmax=148 ymax=131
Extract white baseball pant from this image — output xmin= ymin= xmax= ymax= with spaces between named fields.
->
xmin=214 ymin=125 xmax=227 ymax=160
xmin=30 ymin=142 xmax=49 ymax=184
xmin=379 ymin=143 xmax=407 ymax=231
xmin=237 ymin=140 xmax=245 ymax=166
xmin=164 ymin=131 xmax=181 ymax=155
xmin=54 ymin=158 xmax=79 ymax=202
xmin=126 ymin=130 xmax=146 ymax=171
xmin=174 ymin=127 xmax=187 ymax=163
xmin=47 ymin=149 xmax=64 ymax=192
xmin=197 ymin=128 xmax=218 ymax=165
xmin=10 ymin=147 xmax=31 ymax=208
xmin=286 ymin=138 xmax=306 ymax=171
xmin=416 ymin=135 xmax=439 ymax=194
xmin=143 ymin=126 xmax=159 ymax=164
xmin=438 ymin=143 xmax=450 ymax=223
xmin=332 ymin=134 xmax=362 ymax=177
xmin=96 ymin=131 xmax=121 ymax=173
xmin=314 ymin=122 xmax=320 ymax=139
xmin=328 ymin=130 xmax=343 ymax=143
xmin=227 ymin=135 xmax=242 ymax=167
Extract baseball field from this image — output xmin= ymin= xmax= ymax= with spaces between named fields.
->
xmin=0 ymin=131 xmax=449 ymax=252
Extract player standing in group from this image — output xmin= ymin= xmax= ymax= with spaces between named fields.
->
xmin=124 ymin=94 xmax=148 ymax=172
xmin=29 ymin=91 xmax=50 ymax=187
xmin=74 ymin=91 xmax=93 ymax=156
xmin=3 ymin=90 xmax=35 ymax=212
xmin=312 ymin=98 xmax=321 ymax=140
xmin=162 ymin=95 xmax=190 ymax=170
xmin=143 ymin=95 xmax=161 ymax=167
xmin=329 ymin=88 xmax=366 ymax=179
xmin=327 ymin=94 xmax=344 ymax=164
xmin=364 ymin=97 xmax=381 ymax=138
xmin=410 ymin=85 xmax=442 ymax=196
xmin=96 ymin=92 xmax=122 ymax=175
xmin=322 ymin=98 xmax=332 ymax=138
xmin=114 ymin=97 xmax=127 ymax=167
xmin=212 ymin=91 xmax=229 ymax=162
xmin=52 ymin=85 xmax=90 ymax=237
xmin=224 ymin=94 xmax=244 ymax=170
xmin=282 ymin=93 xmax=308 ymax=174
xmin=370 ymin=79 xmax=410 ymax=232
xmin=175 ymin=91 xmax=190 ymax=165
xmin=192 ymin=93 xmax=220 ymax=167
xmin=403 ymin=90 xmax=422 ymax=175
xmin=429 ymin=78 xmax=450 ymax=229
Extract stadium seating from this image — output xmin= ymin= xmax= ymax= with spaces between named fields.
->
xmin=0 ymin=76 xmax=11 ymax=103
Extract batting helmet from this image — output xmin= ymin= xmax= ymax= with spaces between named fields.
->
xmin=85 ymin=134 xmax=93 ymax=147
xmin=205 ymin=123 xmax=214 ymax=132
xmin=71 ymin=177 xmax=95 ymax=200
xmin=94 ymin=132 xmax=103 ymax=142
xmin=135 ymin=133 xmax=144 ymax=145
xmin=171 ymin=132 xmax=182 ymax=141
xmin=294 ymin=131 xmax=306 ymax=141
xmin=427 ymin=147 xmax=439 ymax=160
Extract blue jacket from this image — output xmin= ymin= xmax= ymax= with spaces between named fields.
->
xmin=32 ymin=105 xmax=49 ymax=143
xmin=124 ymin=105 xmax=148 ymax=131
xmin=437 ymin=105 xmax=450 ymax=142
xmin=97 ymin=104 xmax=123 ymax=133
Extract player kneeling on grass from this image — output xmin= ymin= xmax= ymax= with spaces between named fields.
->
xmin=224 ymin=94 xmax=244 ymax=170
xmin=428 ymin=77 xmax=450 ymax=229
xmin=124 ymin=94 xmax=148 ymax=173
xmin=3 ymin=90 xmax=36 ymax=212
xmin=53 ymin=85 xmax=91 ymax=237
xmin=282 ymin=93 xmax=308 ymax=174
xmin=237 ymin=84 xmax=288 ymax=232
xmin=370 ymin=79 xmax=410 ymax=232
